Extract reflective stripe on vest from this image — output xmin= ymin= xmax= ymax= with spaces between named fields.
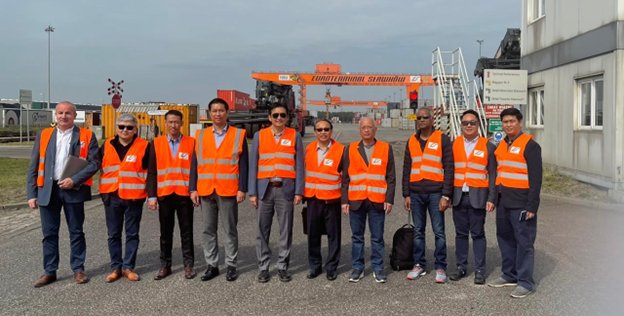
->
xmin=154 ymin=135 xmax=194 ymax=197
xmin=408 ymin=131 xmax=444 ymax=183
xmin=304 ymin=140 xmax=344 ymax=200
xmin=37 ymin=127 xmax=93 ymax=187
xmin=195 ymin=126 xmax=246 ymax=197
xmin=452 ymin=136 xmax=490 ymax=188
xmin=257 ymin=127 xmax=297 ymax=179
xmin=347 ymin=140 xmax=389 ymax=203
xmin=99 ymin=137 xmax=149 ymax=199
xmin=495 ymin=134 xmax=533 ymax=189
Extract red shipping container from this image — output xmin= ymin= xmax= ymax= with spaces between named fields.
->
xmin=217 ymin=90 xmax=252 ymax=111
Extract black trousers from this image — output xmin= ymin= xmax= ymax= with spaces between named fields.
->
xmin=158 ymin=193 xmax=194 ymax=268
xmin=306 ymin=197 xmax=341 ymax=273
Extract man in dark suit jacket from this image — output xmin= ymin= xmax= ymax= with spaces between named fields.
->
xmin=248 ymin=104 xmax=305 ymax=283
xmin=448 ymin=110 xmax=497 ymax=285
xmin=341 ymin=117 xmax=396 ymax=284
xmin=26 ymin=101 xmax=100 ymax=287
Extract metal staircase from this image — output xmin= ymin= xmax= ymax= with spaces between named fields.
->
xmin=431 ymin=48 xmax=487 ymax=139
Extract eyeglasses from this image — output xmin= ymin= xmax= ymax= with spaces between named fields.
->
xmin=461 ymin=121 xmax=477 ymax=126
xmin=315 ymin=127 xmax=331 ymax=132
xmin=416 ymin=115 xmax=431 ymax=120
xmin=272 ymin=113 xmax=287 ymax=119
xmin=117 ymin=125 xmax=135 ymax=131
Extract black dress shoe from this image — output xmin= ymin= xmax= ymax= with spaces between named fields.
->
xmin=474 ymin=271 xmax=486 ymax=285
xmin=326 ymin=271 xmax=337 ymax=281
xmin=257 ymin=270 xmax=270 ymax=283
xmin=449 ymin=267 xmax=467 ymax=281
xmin=200 ymin=265 xmax=219 ymax=281
xmin=225 ymin=266 xmax=238 ymax=282
xmin=307 ymin=269 xmax=322 ymax=279
xmin=278 ymin=269 xmax=292 ymax=282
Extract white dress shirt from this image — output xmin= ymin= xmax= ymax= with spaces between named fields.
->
xmin=54 ymin=126 xmax=74 ymax=180
xmin=462 ymin=136 xmax=479 ymax=192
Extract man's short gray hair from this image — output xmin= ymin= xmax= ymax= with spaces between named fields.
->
xmin=116 ymin=113 xmax=138 ymax=126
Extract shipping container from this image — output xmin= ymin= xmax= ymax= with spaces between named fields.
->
xmin=401 ymin=109 xmax=414 ymax=117
xmin=102 ymin=104 xmax=198 ymax=139
xmin=391 ymin=118 xmax=400 ymax=128
xmin=381 ymin=118 xmax=392 ymax=128
xmin=390 ymin=109 xmax=401 ymax=119
xmin=217 ymin=90 xmax=253 ymax=112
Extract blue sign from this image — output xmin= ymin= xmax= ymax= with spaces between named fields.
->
xmin=494 ymin=132 xmax=504 ymax=142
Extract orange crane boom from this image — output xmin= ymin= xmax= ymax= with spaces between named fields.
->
xmin=308 ymin=97 xmax=387 ymax=109
xmin=251 ymin=63 xmax=433 ymax=111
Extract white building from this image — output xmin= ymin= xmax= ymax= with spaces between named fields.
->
xmin=521 ymin=0 xmax=624 ymax=200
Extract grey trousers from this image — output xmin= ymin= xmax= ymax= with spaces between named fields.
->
xmin=256 ymin=186 xmax=294 ymax=271
xmin=201 ymin=192 xmax=239 ymax=268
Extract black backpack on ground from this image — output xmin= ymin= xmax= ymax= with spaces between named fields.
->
xmin=389 ymin=212 xmax=415 ymax=271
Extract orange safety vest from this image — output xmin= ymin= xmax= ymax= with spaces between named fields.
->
xmin=304 ymin=140 xmax=344 ymax=200
xmin=347 ymin=140 xmax=389 ymax=203
xmin=37 ymin=127 xmax=93 ymax=187
xmin=154 ymin=135 xmax=194 ymax=197
xmin=495 ymin=133 xmax=532 ymax=189
xmin=408 ymin=130 xmax=444 ymax=183
xmin=195 ymin=126 xmax=246 ymax=197
xmin=99 ymin=137 xmax=149 ymax=199
xmin=453 ymin=136 xmax=489 ymax=188
xmin=257 ymin=127 xmax=297 ymax=179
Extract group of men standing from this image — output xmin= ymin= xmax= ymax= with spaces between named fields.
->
xmin=26 ymin=99 xmax=541 ymax=299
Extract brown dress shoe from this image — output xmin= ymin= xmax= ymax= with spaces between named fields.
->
xmin=154 ymin=267 xmax=171 ymax=280
xmin=184 ymin=266 xmax=196 ymax=279
xmin=34 ymin=274 xmax=57 ymax=288
xmin=123 ymin=269 xmax=140 ymax=281
xmin=106 ymin=269 xmax=122 ymax=283
xmin=74 ymin=272 xmax=89 ymax=284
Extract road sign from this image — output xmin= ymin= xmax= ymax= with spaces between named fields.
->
xmin=112 ymin=94 xmax=121 ymax=109
xmin=483 ymin=69 xmax=528 ymax=105
xmin=19 ymin=89 xmax=33 ymax=104
xmin=408 ymin=114 xmax=418 ymax=121
xmin=494 ymin=132 xmax=504 ymax=142
xmin=489 ymin=119 xmax=503 ymax=133
xmin=484 ymin=104 xmax=514 ymax=119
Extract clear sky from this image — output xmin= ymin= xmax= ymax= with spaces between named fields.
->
xmin=0 ymin=0 xmax=519 ymax=111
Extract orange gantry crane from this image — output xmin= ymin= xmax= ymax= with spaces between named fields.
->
xmin=251 ymin=63 xmax=434 ymax=111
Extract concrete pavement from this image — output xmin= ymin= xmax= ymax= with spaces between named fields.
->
xmin=0 ymin=124 xmax=622 ymax=315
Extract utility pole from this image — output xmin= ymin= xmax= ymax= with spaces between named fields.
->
xmin=45 ymin=25 xmax=55 ymax=110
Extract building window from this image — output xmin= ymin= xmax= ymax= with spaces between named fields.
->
xmin=529 ymin=87 xmax=544 ymax=127
xmin=529 ymin=0 xmax=545 ymax=22
xmin=578 ymin=77 xmax=603 ymax=129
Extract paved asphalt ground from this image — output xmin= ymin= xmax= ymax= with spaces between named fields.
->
xmin=1 ymin=124 xmax=623 ymax=315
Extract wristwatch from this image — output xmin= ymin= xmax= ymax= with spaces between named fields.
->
xmin=441 ymin=195 xmax=450 ymax=201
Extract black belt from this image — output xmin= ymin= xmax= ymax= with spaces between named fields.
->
xmin=269 ymin=182 xmax=283 ymax=188
xmin=462 ymin=192 xmax=470 ymax=196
